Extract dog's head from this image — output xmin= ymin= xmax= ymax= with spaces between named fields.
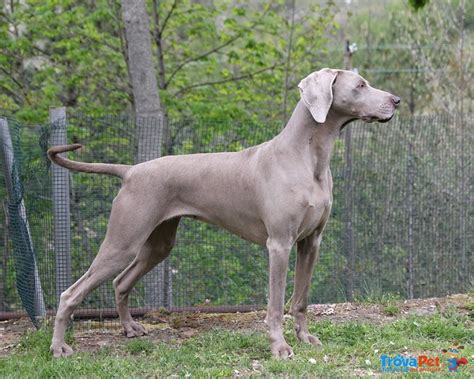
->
xmin=298 ymin=68 xmax=400 ymax=124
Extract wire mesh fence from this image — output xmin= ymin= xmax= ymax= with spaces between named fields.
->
xmin=0 ymin=111 xmax=472 ymax=325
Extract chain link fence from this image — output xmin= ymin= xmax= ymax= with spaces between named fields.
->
xmin=0 ymin=112 xmax=472 ymax=325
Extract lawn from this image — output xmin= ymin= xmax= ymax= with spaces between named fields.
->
xmin=0 ymin=294 xmax=472 ymax=378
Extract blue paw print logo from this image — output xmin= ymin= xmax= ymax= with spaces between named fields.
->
xmin=442 ymin=343 xmax=468 ymax=372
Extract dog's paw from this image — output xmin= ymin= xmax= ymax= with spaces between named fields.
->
xmin=297 ymin=331 xmax=322 ymax=346
xmin=50 ymin=342 xmax=74 ymax=358
xmin=271 ymin=341 xmax=294 ymax=359
xmin=123 ymin=320 xmax=148 ymax=338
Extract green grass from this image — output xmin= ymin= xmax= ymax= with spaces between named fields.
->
xmin=464 ymin=302 xmax=474 ymax=312
xmin=0 ymin=310 xmax=473 ymax=378
xmin=355 ymin=291 xmax=403 ymax=316
xmin=125 ymin=339 xmax=155 ymax=355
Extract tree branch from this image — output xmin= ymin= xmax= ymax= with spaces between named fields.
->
xmin=282 ymin=0 xmax=296 ymax=123
xmin=173 ymin=63 xmax=282 ymax=97
xmin=152 ymin=0 xmax=166 ymax=89
xmin=160 ymin=0 xmax=179 ymax=36
xmin=0 ymin=11 xmax=14 ymax=25
xmin=8 ymin=0 xmax=19 ymax=38
xmin=166 ymin=4 xmax=273 ymax=88
xmin=165 ymin=35 xmax=240 ymax=88
xmin=109 ymin=0 xmax=134 ymax=100
xmin=0 ymin=82 xmax=24 ymax=104
xmin=0 ymin=66 xmax=25 ymax=91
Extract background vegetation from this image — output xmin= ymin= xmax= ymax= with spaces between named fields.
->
xmin=1 ymin=0 xmax=472 ymax=122
xmin=0 ymin=0 xmax=472 ymax=313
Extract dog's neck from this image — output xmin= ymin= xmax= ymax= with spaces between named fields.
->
xmin=275 ymin=100 xmax=354 ymax=179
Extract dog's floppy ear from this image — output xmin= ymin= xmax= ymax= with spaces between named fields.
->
xmin=298 ymin=68 xmax=338 ymax=124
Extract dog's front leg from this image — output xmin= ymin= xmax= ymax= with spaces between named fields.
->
xmin=290 ymin=233 xmax=322 ymax=346
xmin=266 ymin=238 xmax=293 ymax=359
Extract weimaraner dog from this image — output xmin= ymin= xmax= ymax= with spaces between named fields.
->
xmin=48 ymin=68 xmax=400 ymax=358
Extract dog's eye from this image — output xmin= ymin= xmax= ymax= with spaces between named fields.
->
xmin=357 ymin=82 xmax=366 ymax=88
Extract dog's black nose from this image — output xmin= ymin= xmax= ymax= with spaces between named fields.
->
xmin=392 ymin=96 xmax=401 ymax=107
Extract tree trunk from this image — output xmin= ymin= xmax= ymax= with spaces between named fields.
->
xmin=121 ymin=0 xmax=164 ymax=160
xmin=121 ymin=0 xmax=169 ymax=308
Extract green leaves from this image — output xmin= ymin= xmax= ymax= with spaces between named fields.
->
xmin=408 ymin=0 xmax=431 ymax=11
xmin=0 ymin=0 xmax=340 ymax=124
xmin=0 ymin=0 xmax=130 ymax=121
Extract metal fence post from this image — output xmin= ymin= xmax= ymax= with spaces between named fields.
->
xmin=49 ymin=107 xmax=72 ymax=305
xmin=139 ymin=113 xmax=172 ymax=308
xmin=343 ymin=126 xmax=355 ymax=302
xmin=343 ymin=43 xmax=356 ymax=302
xmin=0 ymin=118 xmax=46 ymax=324
xmin=458 ymin=112 xmax=467 ymax=288
xmin=406 ymin=118 xmax=415 ymax=299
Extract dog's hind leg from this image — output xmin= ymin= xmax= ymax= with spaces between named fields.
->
xmin=50 ymin=193 xmax=163 ymax=358
xmin=50 ymin=241 xmax=135 ymax=358
xmin=113 ymin=217 xmax=180 ymax=337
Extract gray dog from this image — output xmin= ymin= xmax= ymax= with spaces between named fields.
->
xmin=48 ymin=68 xmax=400 ymax=358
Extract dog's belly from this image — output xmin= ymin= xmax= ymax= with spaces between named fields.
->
xmin=185 ymin=212 xmax=268 ymax=246
xmin=192 ymin=216 xmax=268 ymax=246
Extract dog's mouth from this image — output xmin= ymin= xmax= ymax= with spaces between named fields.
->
xmin=362 ymin=114 xmax=394 ymax=124
xmin=378 ymin=115 xmax=394 ymax=123
xmin=361 ymin=116 xmax=378 ymax=123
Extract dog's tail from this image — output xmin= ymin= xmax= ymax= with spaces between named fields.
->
xmin=47 ymin=144 xmax=130 ymax=178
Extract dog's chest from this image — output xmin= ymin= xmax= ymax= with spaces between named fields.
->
xmin=297 ymin=190 xmax=332 ymax=240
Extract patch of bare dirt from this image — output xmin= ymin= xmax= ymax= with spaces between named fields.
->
xmin=307 ymin=293 xmax=473 ymax=324
xmin=0 ymin=318 xmax=35 ymax=357
xmin=147 ymin=309 xmax=267 ymax=331
xmin=403 ymin=293 xmax=472 ymax=316
xmin=72 ymin=321 xmax=181 ymax=354
xmin=69 ymin=311 xmax=269 ymax=354
xmin=0 ymin=293 xmax=471 ymax=356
